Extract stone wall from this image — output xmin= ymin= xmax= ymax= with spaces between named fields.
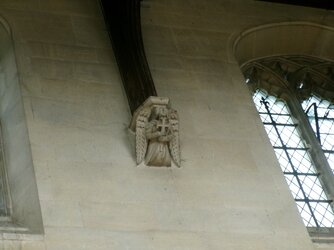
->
xmin=0 ymin=0 xmax=332 ymax=249
xmin=141 ymin=0 xmax=334 ymax=249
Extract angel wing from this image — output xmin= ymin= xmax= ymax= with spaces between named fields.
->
xmin=135 ymin=107 xmax=151 ymax=165
xmin=168 ymin=109 xmax=181 ymax=167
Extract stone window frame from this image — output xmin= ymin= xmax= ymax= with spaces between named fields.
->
xmin=0 ymin=16 xmax=44 ymax=239
xmin=0 ymin=122 xmax=11 ymax=218
xmin=242 ymin=55 xmax=334 ymax=243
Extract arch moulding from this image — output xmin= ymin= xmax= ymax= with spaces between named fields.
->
xmin=232 ymin=21 xmax=334 ymax=66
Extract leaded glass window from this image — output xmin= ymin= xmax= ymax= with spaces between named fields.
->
xmin=242 ymin=55 xmax=334 ymax=231
xmin=254 ymin=89 xmax=334 ymax=227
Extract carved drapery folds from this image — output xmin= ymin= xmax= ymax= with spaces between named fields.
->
xmin=242 ymin=56 xmax=334 ymax=102
xmin=130 ymin=97 xmax=181 ymax=168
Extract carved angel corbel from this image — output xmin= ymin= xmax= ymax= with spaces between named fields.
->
xmin=129 ymin=97 xmax=180 ymax=167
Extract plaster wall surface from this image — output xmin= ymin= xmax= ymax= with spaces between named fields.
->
xmin=0 ymin=0 xmax=331 ymax=249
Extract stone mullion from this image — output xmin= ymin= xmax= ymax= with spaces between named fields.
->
xmin=287 ymin=97 xmax=334 ymax=205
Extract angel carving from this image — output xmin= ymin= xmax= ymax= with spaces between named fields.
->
xmin=129 ymin=97 xmax=180 ymax=167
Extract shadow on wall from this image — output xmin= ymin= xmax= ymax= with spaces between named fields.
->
xmin=0 ymin=16 xmax=43 ymax=236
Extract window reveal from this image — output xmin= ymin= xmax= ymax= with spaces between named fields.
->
xmin=0 ymin=124 xmax=9 ymax=217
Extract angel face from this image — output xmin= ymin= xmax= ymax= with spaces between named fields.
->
xmin=154 ymin=105 xmax=168 ymax=118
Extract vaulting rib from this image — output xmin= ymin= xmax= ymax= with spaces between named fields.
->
xmin=100 ymin=0 xmax=157 ymax=114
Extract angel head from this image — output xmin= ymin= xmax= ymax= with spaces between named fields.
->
xmin=151 ymin=105 xmax=168 ymax=119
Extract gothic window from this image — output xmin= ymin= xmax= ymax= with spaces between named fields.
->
xmin=242 ymin=56 xmax=334 ymax=230
xmin=253 ymin=89 xmax=334 ymax=227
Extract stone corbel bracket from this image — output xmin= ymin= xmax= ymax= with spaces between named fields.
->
xmin=130 ymin=97 xmax=181 ymax=168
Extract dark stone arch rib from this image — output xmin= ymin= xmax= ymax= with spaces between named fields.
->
xmin=100 ymin=0 xmax=157 ymax=114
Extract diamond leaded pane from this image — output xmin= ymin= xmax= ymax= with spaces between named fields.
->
xmin=264 ymin=125 xmax=282 ymax=147
xmin=310 ymin=202 xmax=334 ymax=227
xmin=322 ymin=133 xmax=334 ymax=151
xmin=296 ymin=201 xmax=317 ymax=227
xmin=274 ymin=148 xmax=293 ymax=172
xmin=325 ymin=153 xmax=334 ymax=173
xmin=254 ymin=89 xmax=333 ymax=228
xmin=287 ymin=149 xmax=314 ymax=174
xmin=299 ymin=175 xmax=326 ymax=200
xmin=276 ymin=126 xmax=304 ymax=148
xmin=285 ymin=175 xmax=304 ymax=199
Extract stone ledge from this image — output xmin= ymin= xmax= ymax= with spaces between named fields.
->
xmin=309 ymin=227 xmax=334 ymax=244
xmin=0 ymin=221 xmax=43 ymax=241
